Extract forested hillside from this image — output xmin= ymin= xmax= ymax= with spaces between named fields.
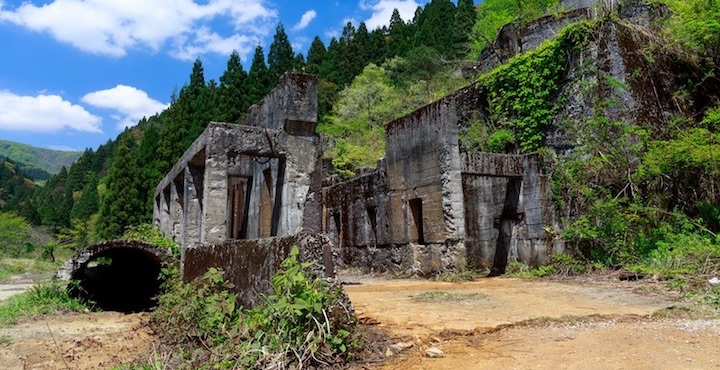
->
xmin=0 ymin=140 xmax=82 ymax=181
xmin=0 ymin=159 xmax=36 ymax=211
xmin=3 ymin=0 xmax=718 ymax=281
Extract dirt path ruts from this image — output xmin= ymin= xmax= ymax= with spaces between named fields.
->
xmin=343 ymin=276 xmax=720 ymax=370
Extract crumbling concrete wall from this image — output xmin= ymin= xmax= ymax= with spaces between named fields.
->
xmin=472 ymin=7 xmax=593 ymax=74
xmin=183 ymin=232 xmax=335 ymax=308
xmin=461 ymin=153 xmax=557 ymax=272
xmin=156 ymin=71 xmax=559 ymax=279
xmin=321 ymin=83 xmax=555 ymax=275
xmin=322 ymin=86 xmax=487 ymax=275
xmin=153 ymin=73 xmax=320 ymax=269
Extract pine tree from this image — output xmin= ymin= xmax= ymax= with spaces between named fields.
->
xmin=353 ymin=22 xmax=371 ymax=71
xmin=97 ymin=137 xmax=143 ymax=239
xmin=454 ymin=0 xmax=477 ymax=56
xmin=333 ymin=22 xmax=357 ymax=86
xmin=135 ymin=124 xmax=163 ymax=223
xmin=248 ymin=45 xmax=271 ymax=105
xmin=184 ymin=59 xmax=210 ymax=147
xmin=369 ymin=28 xmax=388 ymax=65
xmin=71 ymin=174 xmax=99 ymax=220
xmin=38 ymin=166 xmax=70 ymax=229
xmin=219 ymin=51 xmax=249 ymax=123
xmin=306 ymin=36 xmax=327 ymax=75
xmin=157 ymin=91 xmax=188 ymax=174
xmin=293 ymin=53 xmax=305 ymax=72
xmin=321 ymin=37 xmax=342 ymax=84
xmin=415 ymin=0 xmax=458 ymax=57
xmin=268 ymin=23 xmax=295 ymax=83
xmin=387 ymin=8 xmax=410 ymax=58
xmin=91 ymin=139 xmax=116 ymax=175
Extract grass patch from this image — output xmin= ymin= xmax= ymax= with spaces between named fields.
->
xmin=0 ymin=334 xmax=11 ymax=347
xmin=110 ymin=351 xmax=173 ymax=370
xmin=412 ymin=291 xmax=487 ymax=303
xmin=0 ymin=281 xmax=90 ymax=327
xmin=432 ymin=270 xmax=479 ymax=282
xmin=0 ymin=258 xmax=63 ymax=281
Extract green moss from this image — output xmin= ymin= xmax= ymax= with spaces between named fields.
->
xmin=479 ymin=21 xmax=593 ymax=153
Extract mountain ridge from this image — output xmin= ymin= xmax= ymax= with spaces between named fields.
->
xmin=0 ymin=139 xmax=82 ymax=179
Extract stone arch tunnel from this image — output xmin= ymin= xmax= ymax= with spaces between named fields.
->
xmin=57 ymin=240 xmax=172 ymax=313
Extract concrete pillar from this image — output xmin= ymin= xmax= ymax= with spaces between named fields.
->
xmin=170 ymin=176 xmax=184 ymax=244
xmin=155 ymin=186 xmax=171 ymax=237
xmin=183 ymin=166 xmax=203 ymax=248
xmin=201 ymin=150 xmax=229 ymax=244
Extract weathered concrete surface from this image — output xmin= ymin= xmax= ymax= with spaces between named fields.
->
xmin=462 ymin=154 xmax=556 ymax=271
xmin=183 ymin=232 xmax=336 ymax=308
xmin=153 ymin=73 xmax=320 ymax=258
xmin=323 ymin=84 xmax=554 ymax=274
xmin=156 ymin=72 xmax=558 ymax=278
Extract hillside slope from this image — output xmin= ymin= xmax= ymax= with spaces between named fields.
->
xmin=0 ymin=159 xmax=36 ymax=209
xmin=0 ymin=140 xmax=82 ymax=178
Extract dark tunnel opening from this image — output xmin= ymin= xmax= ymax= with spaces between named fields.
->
xmin=69 ymin=248 xmax=163 ymax=313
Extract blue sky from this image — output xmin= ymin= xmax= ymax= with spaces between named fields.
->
xmin=0 ymin=0 xmax=444 ymax=152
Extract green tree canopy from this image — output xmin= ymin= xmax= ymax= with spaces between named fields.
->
xmin=268 ymin=23 xmax=295 ymax=82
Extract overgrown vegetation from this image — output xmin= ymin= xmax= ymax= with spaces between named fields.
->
xmin=465 ymin=0 xmax=720 ymax=315
xmin=0 ymin=212 xmax=67 ymax=278
xmin=0 ymin=281 xmax=90 ymax=326
xmin=319 ymin=56 xmax=467 ymax=177
xmin=471 ymin=0 xmax=563 ymax=57
xmin=473 ymin=21 xmax=593 ymax=152
xmin=121 ymin=223 xmax=181 ymax=258
xmin=145 ymin=246 xmax=357 ymax=369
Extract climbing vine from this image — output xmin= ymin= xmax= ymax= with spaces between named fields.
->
xmin=479 ymin=21 xmax=592 ymax=153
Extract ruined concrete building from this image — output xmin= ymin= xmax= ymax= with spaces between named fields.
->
xmin=153 ymin=72 xmax=557 ymax=277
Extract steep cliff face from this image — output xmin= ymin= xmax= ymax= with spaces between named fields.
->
xmin=469 ymin=0 xmax=719 ymax=154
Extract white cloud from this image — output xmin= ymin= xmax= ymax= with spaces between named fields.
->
xmin=171 ymin=26 xmax=257 ymax=61
xmin=292 ymin=10 xmax=316 ymax=31
xmin=81 ymin=85 xmax=168 ymax=129
xmin=0 ymin=0 xmax=276 ymax=60
xmin=0 ymin=90 xmax=102 ymax=133
xmin=324 ymin=29 xmax=340 ymax=39
xmin=361 ymin=0 xmax=421 ymax=30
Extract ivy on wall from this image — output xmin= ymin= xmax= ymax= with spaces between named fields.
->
xmin=479 ymin=21 xmax=593 ymax=153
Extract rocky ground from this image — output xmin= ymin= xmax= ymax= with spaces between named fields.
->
xmin=0 ymin=274 xmax=718 ymax=369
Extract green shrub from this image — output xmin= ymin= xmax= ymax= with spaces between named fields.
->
xmin=487 ymin=128 xmax=516 ymax=152
xmin=122 ymin=224 xmax=179 ymax=257
xmin=471 ymin=0 xmax=563 ymax=57
xmin=149 ymin=246 xmax=357 ymax=369
xmin=0 ymin=212 xmax=32 ymax=257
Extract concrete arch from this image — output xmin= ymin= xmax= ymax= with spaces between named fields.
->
xmin=57 ymin=240 xmax=174 ymax=312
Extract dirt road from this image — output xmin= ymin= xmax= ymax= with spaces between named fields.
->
xmin=1 ymin=275 xmax=718 ymax=369
xmin=0 ymin=312 xmax=155 ymax=369
xmin=343 ymin=276 xmax=720 ymax=370
xmin=0 ymin=273 xmax=48 ymax=301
